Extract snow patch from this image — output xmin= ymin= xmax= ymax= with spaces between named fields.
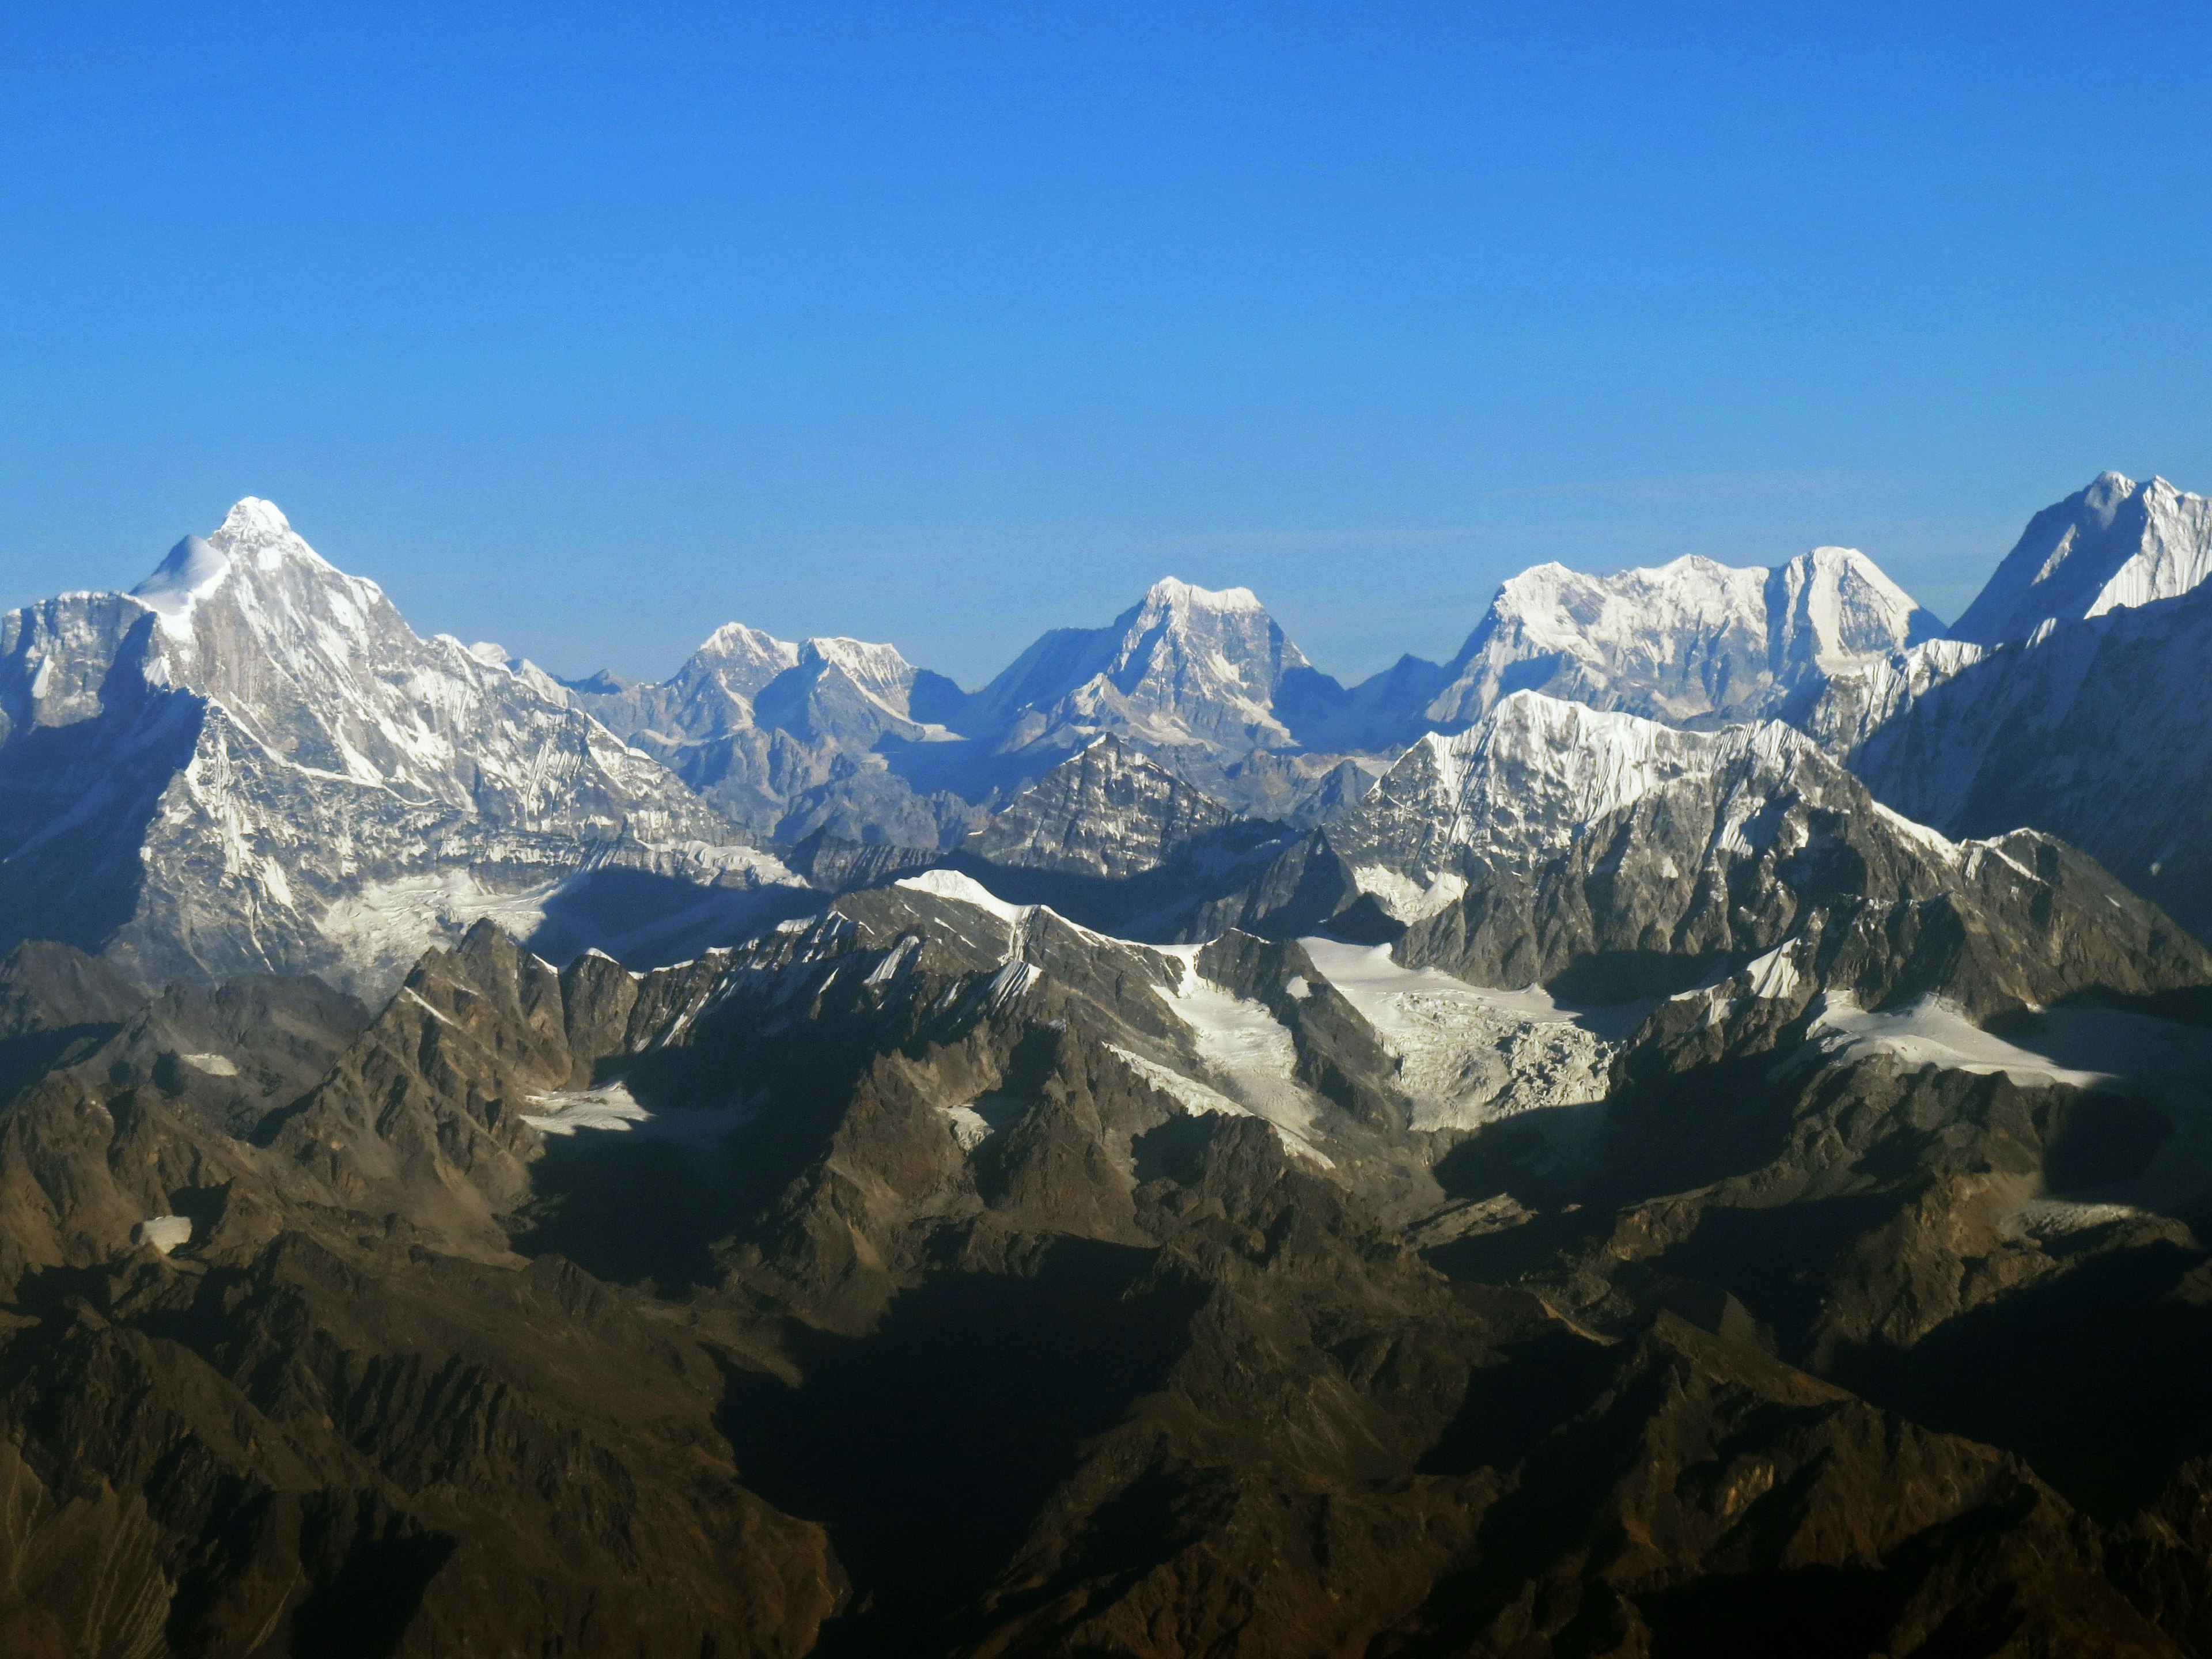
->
xmin=129 ymin=535 xmax=233 ymax=640
xmin=522 ymin=1081 xmax=754 ymax=1143
xmin=1105 ymin=1044 xmax=1332 ymax=1166
xmin=896 ymin=868 xmax=1029 ymax=926
xmin=1301 ymin=937 xmax=1620 ymax=1133
xmin=1350 ymin=865 xmax=1467 ymax=923
xmin=132 ymin=1215 xmax=193 ymax=1255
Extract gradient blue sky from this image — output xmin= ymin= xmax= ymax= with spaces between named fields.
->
xmin=2 ymin=2 xmax=2207 ymax=687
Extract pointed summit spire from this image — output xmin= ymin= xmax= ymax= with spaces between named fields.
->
xmin=214 ymin=497 xmax=294 ymax=539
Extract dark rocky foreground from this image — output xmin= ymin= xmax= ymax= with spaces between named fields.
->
xmin=2 ymin=818 xmax=2212 ymax=1657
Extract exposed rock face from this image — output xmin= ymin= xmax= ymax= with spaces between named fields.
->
xmin=0 ymin=778 xmax=2207 ymax=1654
xmin=964 ymin=736 xmax=1241 ymax=880
xmin=0 ymin=500 xmax=793 ymax=995
xmin=1947 ymin=470 xmax=2212 ymax=645
xmin=1804 ymin=583 xmax=2212 ymax=941
xmin=1206 ymin=691 xmax=2212 ymax=1018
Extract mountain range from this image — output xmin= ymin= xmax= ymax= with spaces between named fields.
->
xmin=4 ymin=468 xmax=2212 ymax=1655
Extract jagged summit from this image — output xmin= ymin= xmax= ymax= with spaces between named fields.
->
xmin=1141 ymin=575 xmax=1267 ymax=613
xmin=1420 ymin=543 xmax=1937 ymax=731
xmin=963 ymin=733 xmax=1243 ymax=880
xmin=1946 ymin=470 xmax=2212 ymax=645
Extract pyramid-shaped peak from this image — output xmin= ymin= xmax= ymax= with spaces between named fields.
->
xmin=214 ymin=497 xmax=294 ymax=540
xmin=200 ymin=497 xmax=344 ymax=580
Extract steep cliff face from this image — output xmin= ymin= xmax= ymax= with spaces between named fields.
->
xmin=1804 ymin=590 xmax=2212 ymax=940
xmin=9 ymin=474 xmax=2212 ymax=1657
xmin=1207 ymin=691 xmax=2210 ymax=1018
xmin=1946 ymin=471 xmax=2212 ymax=645
xmin=963 ymin=736 xmax=1243 ymax=880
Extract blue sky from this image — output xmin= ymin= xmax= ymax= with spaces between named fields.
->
xmin=2 ymin=2 xmax=2207 ymax=686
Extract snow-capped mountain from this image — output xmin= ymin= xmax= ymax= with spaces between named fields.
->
xmin=1809 ymin=582 xmax=2212 ymax=940
xmin=976 ymin=577 xmax=1317 ymax=756
xmin=1209 ymin=688 xmax=2200 ymax=1017
xmin=1945 ymin=471 xmax=2212 ymax=645
xmin=563 ymin=622 xmax=978 ymax=845
xmin=1790 ymin=471 xmax=2212 ymax=941
xmin=562 ymin=620 xmax=801 ymax=744
xmin=0 ymin=499 xmax=793 ymax=991
xmin=1411 ymin=546 xmax=1938 ymax=736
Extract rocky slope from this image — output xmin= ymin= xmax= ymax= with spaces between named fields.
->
xmin=563 ymin=622 xmax=980 ymax=845
xmin=1798 ymin=474 xmax=2212 ymax=941
xmin=2 ymin=802 xmax=2208 ymax=1654
xmin=1807 ymin=585 xmax=2212 ymax=941
xmin=963 ymin=736 xmax=1244 ymax=880
xmin=1200 ymin=690 xmax=2210 ymax=1018
xmin=13 ymin=471 xmax=2212 ymax=1656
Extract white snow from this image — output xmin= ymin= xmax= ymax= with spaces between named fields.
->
xmin=128 ymin=535 xmax=233 ymax=639
xmin=1740 ymin=940 xmax=1804 ymax=1001
xmin=179 ymin=1052 xmax=240 ymax=1077
xmin=1949 ymin=472 xmax=2212 ymax=644
xmin=896 ymin=868 xmax=1030 ymax=926
xmin=1152 ymin=962 xmax=1312 ymax=1124
xmin=320 ymin=871 xmax=556 ymax=984
xmin=1105 ymin=1043 xmax=1332 ymax=1166
xmin=1798 ymin=994 xmax=2212 ymax=1089
xmin=522 ymin=1081 xmax=753 ymax=1142
xmin=1301 ymin=937 xmax=1620 ymax=1132
xmin=1350 ymin=865 xmax=1467 ymax=923
xmin=1426 ymin=545 xmax=1931 ymax=726
xmin=131 ymin=1215 xmax=193 ymax=1254
xmin=935 ymin=1102 xmax=993 ymax=1151
xmin=932 ymin=1094 xmax=1028 ymax=1153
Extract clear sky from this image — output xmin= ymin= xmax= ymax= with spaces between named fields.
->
xmin=2 ymin=2 xmax=2207 ymax=687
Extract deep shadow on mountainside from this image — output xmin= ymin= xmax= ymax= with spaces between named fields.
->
xmin=2 ymin=785 xmax=2212 ymax=1659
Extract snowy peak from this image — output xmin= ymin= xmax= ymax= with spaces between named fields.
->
xmin=1425 ymin=547 xmax=1933 ymax=729
xmin=0 ymin=500 xmax=761 ymax=991
xmin=1947 ymin=471 xmax=2212 ymax=645
xmin=1768 ymin=545 xmax=1942 ymax=673
xmin=977 ymin=576 xmax=1313 ymax=754
xmin=691 ymin=622 xmax=802 ymax=696
xmin=797 ymin=636 xmax=918 ymax=713
xmin=214 ymin=495 xmax=297 ymax=541
xmin=1137 ymin=576 xmax=1267 ymax=616
xmin=129 ymin=535 xmax=232 ymax=637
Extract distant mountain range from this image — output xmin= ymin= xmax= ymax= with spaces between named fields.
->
xmin=8 ymin=468 xmax=2212 ymax=1654
xmin=3 ymin=469 xmax=2209 ymax=995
